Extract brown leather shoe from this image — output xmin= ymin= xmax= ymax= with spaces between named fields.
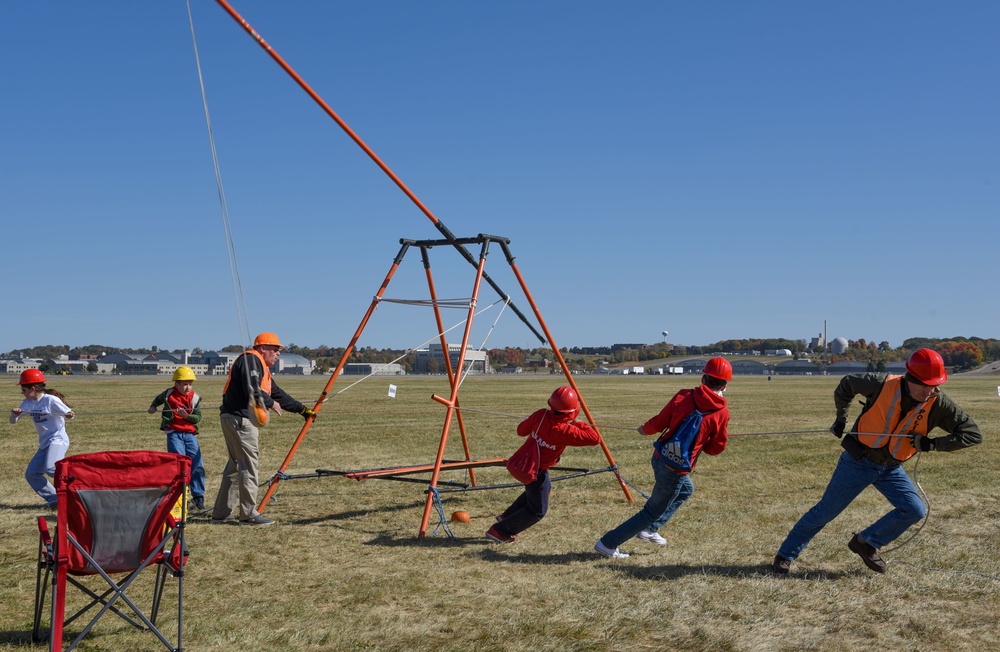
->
xmin=848 ymin=534 xmax=886 ymax=573
xmin=772 ymin=555 xmax=791 ymax=576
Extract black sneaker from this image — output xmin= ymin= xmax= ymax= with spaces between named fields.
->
xmin=848 ymin=534 xmax=886 ymax=573
xmin=772 ymin=555 xmax=791 ymax=576
xmin=192 ymin=496 xmax=205 ymax=510
xmin=239 ymin=514 xmax=275 ymax=527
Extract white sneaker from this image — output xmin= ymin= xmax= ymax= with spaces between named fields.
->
xmin=594 ymin=540 xmax=629 ymax=559
xmin=637 ymin=529 xmax=667 ymax=545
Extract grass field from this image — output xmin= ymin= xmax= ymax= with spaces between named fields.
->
xmin=1 ymin=373 xmax=997 ymax=651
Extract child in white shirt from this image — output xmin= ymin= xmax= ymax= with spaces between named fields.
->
xmin=10 ymin=369 xmax=73 ymax=508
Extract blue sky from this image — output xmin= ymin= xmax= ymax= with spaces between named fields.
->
xmin=2 ymin=1 xmax=997 ymax=354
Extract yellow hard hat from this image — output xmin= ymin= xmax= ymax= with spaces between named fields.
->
xmin=253 ymin=332 xmax=284 ymax=349
xmin=172 ymin=366 xmax=197 ymax=382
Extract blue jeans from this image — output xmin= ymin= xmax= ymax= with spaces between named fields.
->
xmin=600 ymin=452 xmax=694 ymax=549
xmin=26 ymin=442 xmax=69 ymax=506
xmin=495 ymin=470 xmax=551 ymax=537
xmin=778 ymin=451 xmax=926 ymax=560
xmin=166 ymin=430 xmax=205 ymax=499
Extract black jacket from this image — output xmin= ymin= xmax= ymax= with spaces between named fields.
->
xmin=220 ymin=353 xmax=305 ymax=418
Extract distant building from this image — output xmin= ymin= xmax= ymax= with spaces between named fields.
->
xmin=144 ymin=352 xmax=184 ymax=364
xmin=272 ymin=353 xmax=315 ymax=375
xmin=118 ymin=360 xmax=160 ymax=375
xmin=826 ymin=360 xmax=869 ymax=375
xmin=97 ymin=353 xmax=144 ymax=366
xmin=201 ymin=351 xmax=242 ymax=376
xmin=774 ymin=360 xmax=820 ymax=375
xmin=43 ymin=358 xmax=110 ymax=375
xmin=155 ymin=363 xmax=211 ymax=377
xmin=731 ymin=360 xmax=768 ymax=375
xmin=344 ymin=363 xmax=404 ymax=375
xmin=0 ymin=358 xmax=43 ymax=375
xmin=673 ymin=358 xmax=709 ymax=374
xmin=831 ymin=337 xmax=850 ymax=355
xmin=413 ymin=343 xmax=491 ymax=374
xmin=96 ymin=353 xmax=146 ymax=374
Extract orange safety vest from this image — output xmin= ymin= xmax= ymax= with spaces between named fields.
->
xmin=222 ymin=349 xmax=272 ymax=397
xmin=856 ymin=375 xmax=936 ymax=462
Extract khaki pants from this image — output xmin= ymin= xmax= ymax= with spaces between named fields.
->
xmin=212 ymin=413 xmax=261 ymax=521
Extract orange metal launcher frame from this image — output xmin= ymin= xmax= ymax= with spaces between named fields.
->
xmin=257 ymin=235 xmax=633 ymax=537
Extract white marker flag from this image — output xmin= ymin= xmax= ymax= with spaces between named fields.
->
xmin=388 ymin=384 xmax=397 ymax=398
xmin=996 ymin=385 xmax=999 ymax=397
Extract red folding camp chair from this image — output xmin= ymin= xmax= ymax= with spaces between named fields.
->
xmin=32 ymin=450 xmax=191 ymax=652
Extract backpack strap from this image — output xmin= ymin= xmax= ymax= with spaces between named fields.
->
xmin=530 ymin=411 xmax=548 ymax=443
xmin=656 ymin=389 xmax=719 ymax=443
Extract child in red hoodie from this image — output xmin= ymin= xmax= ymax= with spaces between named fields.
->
xmin=487 ymin=386 xmax=601 ymax=543
xmin=595 ymin=358 xmax=732 ymax=558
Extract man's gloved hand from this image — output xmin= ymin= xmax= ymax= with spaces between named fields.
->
xmin=913 ymin=434 xmax=935 ymax=452
xmin=301 ymin=407 xmax=317 ymax=420
xmin=830 ymin=417 xmax=847 ymax=438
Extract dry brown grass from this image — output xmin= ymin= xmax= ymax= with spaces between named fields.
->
xmin=1 ymin=374 xmax=997 ymax=651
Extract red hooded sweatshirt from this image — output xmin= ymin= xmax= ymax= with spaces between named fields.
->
xmin=640 ymin=384 xmax=729 ymax=474
xmin=516 ymin=409 xmax=602 ymax=470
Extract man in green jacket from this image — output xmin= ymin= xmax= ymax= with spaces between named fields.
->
xmin=773 ymin=349 xmax=981 ymax=575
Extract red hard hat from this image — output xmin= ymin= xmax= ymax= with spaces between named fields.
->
xmin=703 ymin=357 xmax=733 ymax=381
xmin=548 ymin=386 xmax=579 ymax=411
xmin=906 ymin=348 xmax=947 ymax=386
xmin=253 ymin=332 xmax=284 ymax=349
xmin=19 ymin=369 xmax=46 ymax=386
xmin=548 ymin=386 xmax=580 ymax=419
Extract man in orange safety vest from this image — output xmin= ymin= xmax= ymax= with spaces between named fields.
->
xmin=773 ymin=348 xmax=981 ymax=575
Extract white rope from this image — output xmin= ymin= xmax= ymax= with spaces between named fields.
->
xmin=881 ymin=450 xmax=929 ymax=553
xmin=880 ymin=452 xmax=1000 ymax=581
xmin=186 ymin=0 xmax=255 ymax=384
xmin=454 ymin=296 xmax=510 ymax=394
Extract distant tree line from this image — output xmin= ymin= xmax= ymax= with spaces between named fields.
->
xmin=5 ymin=336 xmax=997 ymax=373
xmin=831 ymin=336 xmax=998 ymax=371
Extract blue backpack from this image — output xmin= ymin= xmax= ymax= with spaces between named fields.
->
xmin=653 ymin=402 xmax=711 ymax=473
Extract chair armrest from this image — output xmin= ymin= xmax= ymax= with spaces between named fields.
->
xmin=37 ymin=516 xmax=51 ymax=545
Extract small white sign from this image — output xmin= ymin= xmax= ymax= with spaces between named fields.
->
xmin=388 ymin=384 xmax=397 ymax=398
xmin=996 ymin=385 xmax=999 ymax=397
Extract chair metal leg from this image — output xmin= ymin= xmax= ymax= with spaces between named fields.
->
xmin=32 ymin=536 xmax=51 ymax=643
xmin=51 ymin=563 xmax=67 ymax=652
xmin=151 ymin=563 xmax=168 ymax=625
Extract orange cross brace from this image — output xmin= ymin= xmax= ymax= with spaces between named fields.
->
xmin=345 ymin=458 xmax=507 ymax=481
